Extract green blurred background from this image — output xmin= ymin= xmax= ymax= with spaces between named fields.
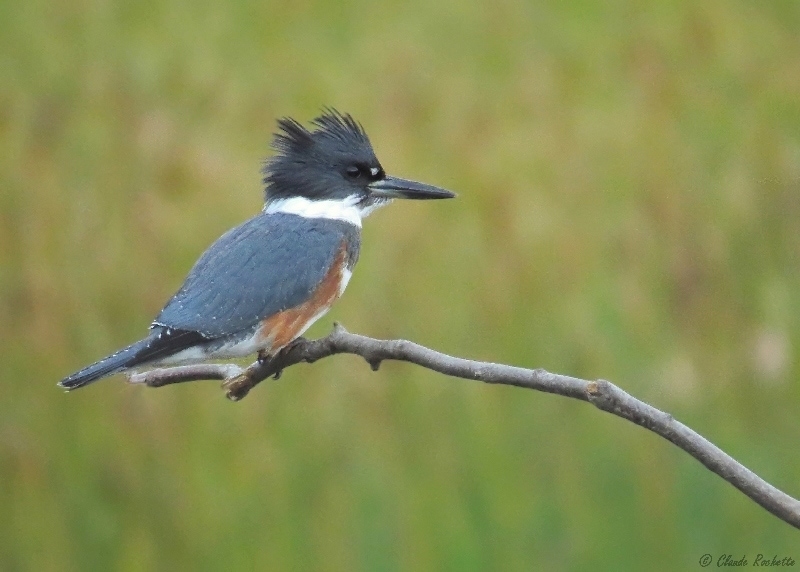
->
xmin=2 ymin=0 xmax=800 ymax=569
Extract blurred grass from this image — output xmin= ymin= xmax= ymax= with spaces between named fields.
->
xmin=2 ymin=0 xmax=800 ymax=569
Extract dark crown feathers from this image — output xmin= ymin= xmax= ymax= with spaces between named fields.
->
xmin=270 ymin=108 xmax=370 ymax=155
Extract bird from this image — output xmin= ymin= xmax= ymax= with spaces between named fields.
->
xmin=58 ymin=110 xmax=455 ymax=390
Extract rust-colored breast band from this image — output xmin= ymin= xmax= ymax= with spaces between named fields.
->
xmin=258 ymin=241 xmax=348 ymax=353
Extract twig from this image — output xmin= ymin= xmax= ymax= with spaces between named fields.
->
xmin=127 ymin=322 xmax=800 ymax=530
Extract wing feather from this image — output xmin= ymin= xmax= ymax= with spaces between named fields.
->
xmin=154 ymin=213 xmax=354 ymax=338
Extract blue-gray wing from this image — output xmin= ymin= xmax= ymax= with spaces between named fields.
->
xmin=154 ymin=213 xmax=358 ymax=338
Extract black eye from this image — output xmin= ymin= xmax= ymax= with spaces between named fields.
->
xmin=346 ymin=165 xmax=362 ymax=178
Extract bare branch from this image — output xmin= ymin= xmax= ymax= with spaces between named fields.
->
xmin=128 ymin=322 xmax=800 ymax=530
xmin=128 ymin=363 xmax=244 ymax=386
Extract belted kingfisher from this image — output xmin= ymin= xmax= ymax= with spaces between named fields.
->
xmin=59 ymin=110 xmax=455 ymax=390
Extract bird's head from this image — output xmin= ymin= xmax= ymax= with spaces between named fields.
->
xmin=262 ymin=109 xmax=455 ymax=226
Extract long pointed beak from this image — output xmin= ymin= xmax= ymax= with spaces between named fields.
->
xmin=368 ymin=175 xmax=456 ymax=200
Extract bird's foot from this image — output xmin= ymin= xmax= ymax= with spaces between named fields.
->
xmin=274 ymin=337 xmax=307 ymax=374
xmin=223 ymin=340 xmax=307 ymax=400
xmin=253 ymin=349 xmax=281 ymax=379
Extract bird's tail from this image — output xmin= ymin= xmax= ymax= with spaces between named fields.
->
xmin=58 ymin=337 xmax=153 ymax=390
